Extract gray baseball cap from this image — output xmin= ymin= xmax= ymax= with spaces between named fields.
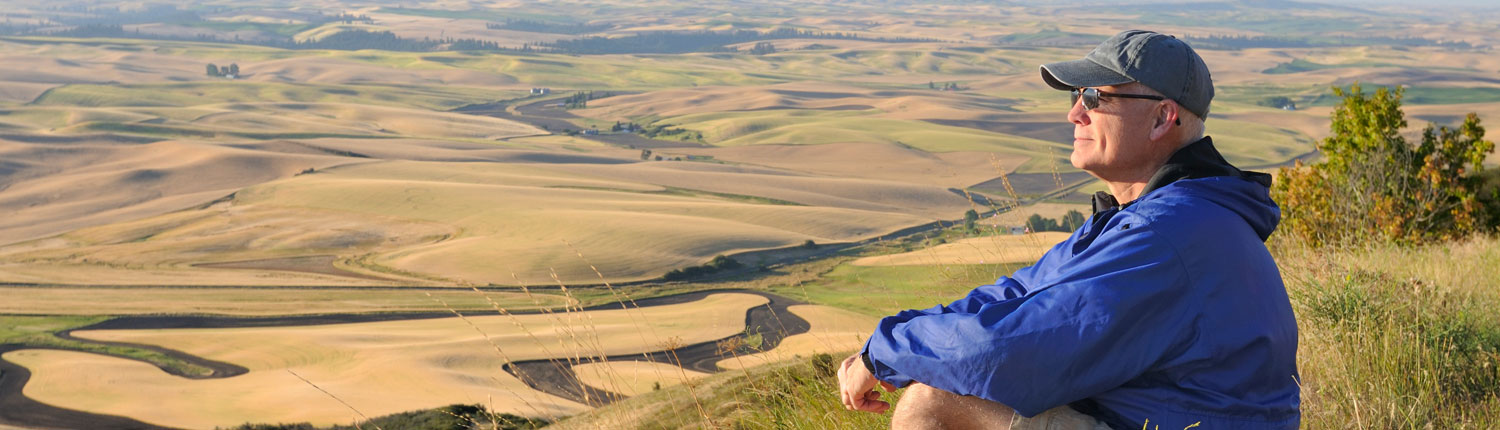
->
xmin=1040 ymin=29 xmax=1214 ymax=118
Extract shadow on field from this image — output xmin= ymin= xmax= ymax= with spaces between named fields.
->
xmin=0 ymin=289 xmax=809 ymax=430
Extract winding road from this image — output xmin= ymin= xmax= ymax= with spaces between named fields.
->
xmin=0 ymin=289 xmax=810 ymax=430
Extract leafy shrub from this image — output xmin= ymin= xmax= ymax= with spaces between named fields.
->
xmin=1273 ymin=83 xmax=1495 ymax=246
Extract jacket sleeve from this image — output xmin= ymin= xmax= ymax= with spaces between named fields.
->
xmin=860 ymin=222 xmax=1194 ymax=417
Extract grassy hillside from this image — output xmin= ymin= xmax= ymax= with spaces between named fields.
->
xmin=551 ymin=235 xmax=1500 ymax=429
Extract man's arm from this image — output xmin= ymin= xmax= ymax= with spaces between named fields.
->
xmin=861 ymin=222 xmax=1195 ymax=417
xmin=837 ymin=276 xmax=1032 ymax=414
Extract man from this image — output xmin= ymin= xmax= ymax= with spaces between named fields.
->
xmin=838 ymin=30 xmax=1300 ymax=429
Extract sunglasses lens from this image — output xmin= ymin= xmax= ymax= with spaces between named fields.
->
xmin=1071 ymin=89 xmax=1099 ymax=110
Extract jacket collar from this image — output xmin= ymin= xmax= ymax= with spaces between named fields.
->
xmin=1091 ymin=136 xmax=1271 ymax=214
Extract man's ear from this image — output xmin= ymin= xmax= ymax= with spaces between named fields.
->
xmin=1149 ymin=102 xmax=1178 ymax=141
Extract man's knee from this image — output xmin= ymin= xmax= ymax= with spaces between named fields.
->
xmin=891 ymin=383 xmax=1015 ymax=430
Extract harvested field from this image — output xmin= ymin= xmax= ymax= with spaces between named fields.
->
xmin=195 ymin=255 xmax=393 ymax=281
xmin=652 ymin=142 xmax=1025 ymax=189
xmin=0 ymin=137 xmax=354 ymax=246
xmin=572 ymin=361 xmax=710 ymax=397
xmin=30 ymin=293 xmax=767 ymax=428
xmin=0 ymin=287 xmax=570 ymax=316
xmin=0 ymin=155 xmax=974 ymax=285
xmin=850 ymin=232 xmax=1071 ymax=267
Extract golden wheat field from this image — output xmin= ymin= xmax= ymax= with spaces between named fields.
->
xmin=2 ymin=0 xmax=1498 ymax=428
xmin=22 ymin=293 xmax=763 ymax=428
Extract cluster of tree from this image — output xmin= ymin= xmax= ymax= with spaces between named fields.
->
xmin=282 ymin=30 xmax=510 ymax=52
xmin=562 ymin=91 xmax=594 ymax=109
xmin=1273 ymin=83 xmax=1496 ymax=246
xmin=928 ymin=81 xmax=964 ymax=91
xmin=637 ymin=149 xmax=692 ymax=162
xmin=612 ymin=121 xmax=640 ymax=133
xmin=535 ymin=28 xmax=936 ymax=55
xmin=662 ymin=255 xmax=742 ymax=281
xmin=748 ymin=41 xmax=777 ymax=55
xmin=225 ymin=403 xmax=548 ymax=430
xmin=325 ymin=13 xmax=373 ymax=25
xmin=485 ymin=18 xmax=609 ymax=35
xmin=205 ymin=63 xmax=239 ymax=77
xmin=292 ymin=29 xmax=439 ymax=51
xmin=615 ymin=121 xmax=701 ymax=141
xmin=1183 ymin=34 xmax=1471 ymax=50
xmin=447 ymin=38 xmax=505 ymax=51
xmin=1025 ymin=210 xmax=1088 ymax=233
xmin=1256 ymin=96 xmax=1297 ymax=110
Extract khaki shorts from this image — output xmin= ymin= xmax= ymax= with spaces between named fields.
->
xmin=1010 ymin=405 xmax=1114 ymax=430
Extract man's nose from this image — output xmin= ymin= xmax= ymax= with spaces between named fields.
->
xmin=1067 ymin=98 xmax=1090 ymax=126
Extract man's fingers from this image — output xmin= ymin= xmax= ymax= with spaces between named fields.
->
xmin=850 ymin=393 xmax=891 ymax=413
xmin=880 ymin=381 xmax=897 ymax=392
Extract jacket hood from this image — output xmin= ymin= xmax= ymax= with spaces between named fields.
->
xmin=1093 ymin=137 xmax=1281 ymax=241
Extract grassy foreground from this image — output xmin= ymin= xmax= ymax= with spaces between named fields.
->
xmin=544 ymin=235 xmax=1500 ymax=429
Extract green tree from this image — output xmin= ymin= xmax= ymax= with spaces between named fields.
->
xmin=205 ymin=63 xmax=219 ymax=77
xmin=1274 ymin=83 xmax=1495 ymax=246
xmin=1061 ymin=209 xmax=1086 ymax=231
xmin=963 ymin=209 xmax=980 ymax=231
xmin=227 ymin=63 xmax=239 ymax=76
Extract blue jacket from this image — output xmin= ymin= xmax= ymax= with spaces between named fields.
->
xmin=862 ymin=138 xmax=1300 ymax=429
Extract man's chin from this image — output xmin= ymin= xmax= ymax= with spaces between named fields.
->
xmin=1068 ymin=153 xmax=1090 ymax=171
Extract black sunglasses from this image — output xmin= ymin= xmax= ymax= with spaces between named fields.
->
xmin=1070 ymin=87 xmax=1165 ymax=110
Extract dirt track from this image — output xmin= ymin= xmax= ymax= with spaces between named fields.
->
xmin=0 ymin=289 xmax=810 ymax=430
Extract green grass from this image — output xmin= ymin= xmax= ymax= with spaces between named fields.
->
xmin=0 ymin=315 xmax=106 ymax=344
xmin=772 ymin=262 xmax=1024 ymax=318
xmin=0 ymin=315 xmax=218 ymax=377
xmin=552 ymin=353 xmax=896 ymax=430
xmin=1277 ymin=236 xmax=1500 ymax=428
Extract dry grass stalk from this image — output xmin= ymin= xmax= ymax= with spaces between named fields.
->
xmin=286 ymin=369 xmax=384 ymax=430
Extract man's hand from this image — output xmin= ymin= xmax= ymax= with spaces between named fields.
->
xmin=838 ymin=353 xmax=897 ymax=413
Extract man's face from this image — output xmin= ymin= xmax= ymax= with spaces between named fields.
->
xmin=1066 ymin=84 xmax=1163 ymax=178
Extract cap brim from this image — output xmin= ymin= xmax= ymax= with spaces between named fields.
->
xmin=1040 ymin=59 xmax=1134 ymax=91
